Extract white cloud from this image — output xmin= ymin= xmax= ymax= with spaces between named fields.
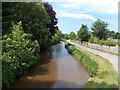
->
xmin=100 ymin=18 xmax=118 ymax=24
xmin=58 ymin=11 xmax=97 ymax=21
xmin=45 ymin=0 xmax=119 ymax=14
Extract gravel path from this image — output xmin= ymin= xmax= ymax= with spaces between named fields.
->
xmin=68 ymin=40 xmax=119 ymax=73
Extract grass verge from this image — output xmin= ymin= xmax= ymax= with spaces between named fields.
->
xmin=65 ymin=42 xmax=118 ymax=88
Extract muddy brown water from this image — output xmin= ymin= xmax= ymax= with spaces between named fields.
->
xmin=12 ymin=42 xmax=89 ymax=88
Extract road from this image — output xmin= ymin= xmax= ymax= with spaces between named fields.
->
xmin=68 ymin=40 xmax=119 ymax=73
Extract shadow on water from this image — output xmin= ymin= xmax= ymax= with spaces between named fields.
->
xmin=12 ymin=46 xmax=57 ymax=88
xmin=12 ymin=42 xmax=90 ymax=88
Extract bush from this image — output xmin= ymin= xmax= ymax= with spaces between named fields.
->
xmin=2 ymin=22 xmax=40 ymax=87
xmin=89 ymin=37 xmax=117 ymax=46
xmin=50 ymin=30 xmax=61 ymax=45
xmin=65 ymin=42 xmax=98 ymax=77
xmin=102 ymin=40 xmax=117 ymax=46
xmin=118 ymin=42 xmax=120 ymax=46
xmin=65 ymin=42 xmax=73 ymax=48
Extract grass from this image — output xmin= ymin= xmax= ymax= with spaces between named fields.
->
xmin=65 ymin=42 xmax=118 ymax=88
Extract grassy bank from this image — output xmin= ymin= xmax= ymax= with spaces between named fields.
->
xmin=65 ymin=42 xmax=118 ymax=88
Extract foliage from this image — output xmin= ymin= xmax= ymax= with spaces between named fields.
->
xmin=77 ymin=24 xmax=91 ymax=42
xmin=107 ymin=30 xmax=115 ymax=39
xmin=68 ymin=32 xmax=77 ymax=40
xmin=63 ymin=34 xmax=70 ymax=40
xmin=2 ymin=2 xmax=60 ymax=88
xmin=113 ymin=32 xmax=120 ymax=39
xmin=2 ymin=2 xmax=18 ymax=35
xmin=82 ymin=48 xmax=118 ymax=88
xmin=50 ymin=30 xmax=62 ymax=45
xmin=2 ymin=22 xmax=40 ymax=88
xmin=91 ymin=19 xmax=109 ymax=40
xmin=44 ymin=2 xmax=58 ymax=37
xmin=65 ymin=42 xmax=118 ymax=88
xmin=89 ymin=37 xmax=117 ymax=46
xmin=2 ymin=2 xmax=59 ymax=49
xmin=65 ymin=42 xmax=98 ymax=77
xmin=107 ymin=30 xmax=120 ymax=39
xmin=18 ymin=2 xmax=51 ymax=49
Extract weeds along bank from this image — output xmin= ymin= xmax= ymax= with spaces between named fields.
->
xmin=65 ymin=42 xmax=118 ymax=88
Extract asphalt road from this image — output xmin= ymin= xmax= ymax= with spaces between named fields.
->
xmin=68 ymin=40 xmax=119 ymax=73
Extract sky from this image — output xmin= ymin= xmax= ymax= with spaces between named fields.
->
xmin=45 ymin=0 xmax=119 ymax=34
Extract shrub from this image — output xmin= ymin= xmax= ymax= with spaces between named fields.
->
xmin=102 ymin=40 xmax=117 ymax=46
xmin=89 ymin=37 xmax=117 ymax=46
xmin=2 ymin=22 xmax=40 ymax=87
xmin=65 ymin=42 xmax=73 ymax=48
xmin=118 ymin=42 xmax=120 ymax=46
xmin=50 ymin=30 xmax=61 ymax=45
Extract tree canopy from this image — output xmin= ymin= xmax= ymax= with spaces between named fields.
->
xmin=2 ymin=2 xmax=59 ymax=49
xmin=69 ymin=32 xmax=77 ymax=40
xmin=77 ymin=24 xmax=91 ymax=42
xmin=91 ymin=19 xmax=109 ymax=40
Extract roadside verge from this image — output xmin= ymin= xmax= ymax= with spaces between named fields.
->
xmin=65 ymin=42 xmax=118 ymax=88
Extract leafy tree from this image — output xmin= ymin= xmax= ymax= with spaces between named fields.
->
xmin=2 ymin=22 xmax=40 ymax=87
xmin=2 ymin=2 xmax=59 ymax=49
xmin=44 ymin=2 xmax=58 ymax=37
xmin=107 ymin=30 xmax=115 ymax=39
xmin=2 ymin=2 xmax=19 ymax=35
xmin=2 ymin=2 xmax=54 ymax=49
xmin=113 ymin=32 xmax=120 ymax=39
xmin=77 ymin=24 xmax=91 ymax=42
xmin=18 ymin=2 xmax=51 ymax=49
xmin=91 ymin=19 xmax=109 ymax=40
xmin=69 ymin=32 xmax=77 ymax=40
xmin=50 ymin=30 xmax=62 ymax=44
xmin=63 ymin=34 xmax=69 ymax=40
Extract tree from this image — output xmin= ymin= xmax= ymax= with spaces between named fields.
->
xmin=50 ymin=30 xmax=62 ymax=44
xmin=113 ymin=32 xmax=120 ymax=39
xmin=77 ymin=24 xmax=91 ymax=42
xmin=107 ymin=30 xmax=115 ymax=38
xmin=2 ymin=2 xmax=58 ymax=49
xmin=2 ymin=2 xmax=19 ymax=35
xmin=18 ymin=3 xmax=51 ymax=49
xmin=44 ymin=2 xmax=58 ymax=37
xmin=91 ymin=19 xmax=109 ymax=40
xmin=2 ymin=22 xmax=40 ymax=87
xmin=63 ymin=34 xmax=69 ymax=40
xmin=69 ymin=32 xmax=77 ymax=40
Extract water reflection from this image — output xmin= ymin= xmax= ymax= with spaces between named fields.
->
xmin=49 ymin=42 xmax=89 ymax=88
xmin=12 ymin=42 xmax=89 ymax=88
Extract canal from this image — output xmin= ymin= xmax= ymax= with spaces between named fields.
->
xmin=12 ymin=42 xmax=89 ymax=88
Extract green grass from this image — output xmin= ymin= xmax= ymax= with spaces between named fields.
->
xmin=65 ymin=42 xmax=118 ymax=88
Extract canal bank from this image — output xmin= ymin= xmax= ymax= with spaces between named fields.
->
xmin=65 ymin=42 xmax=118 ymax=88
xmin=12 ymin=42 xmax=89 ymax=88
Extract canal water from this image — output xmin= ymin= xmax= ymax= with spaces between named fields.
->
xmin=12 ymin=42 xmax=89 ymax=88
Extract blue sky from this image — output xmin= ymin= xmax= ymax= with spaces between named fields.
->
xmin=45 ymin=0 xmax=118 ymax=34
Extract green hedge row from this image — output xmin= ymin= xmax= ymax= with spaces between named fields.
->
xmin=65 ymin=42 xmax=98 ymax=77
